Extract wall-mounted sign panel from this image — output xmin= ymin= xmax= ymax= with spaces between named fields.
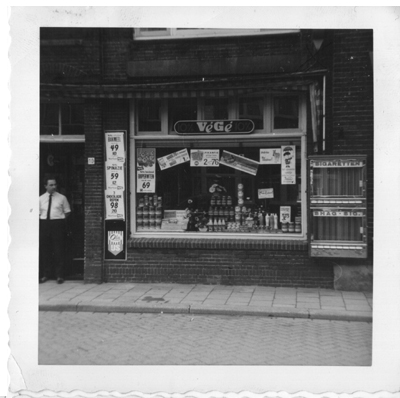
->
xmin=104 ymin=131 xmax=127 ymax=261
xmin=174 ymin=119 xmax=254 ymax=135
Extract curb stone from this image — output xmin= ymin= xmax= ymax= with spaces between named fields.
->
xmin=39 ymin=301 xmax=372 ymax=322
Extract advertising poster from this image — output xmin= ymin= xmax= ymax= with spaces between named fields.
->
xmin=105 ymin=190 xmax=125 ymax=220
xmin=258 ymin=188 xmax=274 ymax=199
xmin=105 ymin=131 xmax=125 ymax=163
xmin=280 ymin=206 xmax=291 ymax=223
xmin=260 ymin=148 xmax=281 ymax=164
xmin=157 ymin=148 xmax=190 ymax=170
xmin=281 ymin=145 xmax=296 ymax=185
xmin=137 ymin=148 xmax=156 ymax=193
xmin=219 ymin=150 xmax=259 ymax=176
xmin=281 ymin=169 xmax=296 ymax=185
xmin=190 ymin=149 xmax=220 ymax=167
xmin=105 ymin=162 xmax=125 ymax=190
xmin=281 ymin=145 xmax=296 ymax=169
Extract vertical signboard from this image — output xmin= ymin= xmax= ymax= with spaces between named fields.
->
xmin=104 ymin=131 xmax=127 ymax=260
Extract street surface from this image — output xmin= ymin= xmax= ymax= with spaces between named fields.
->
xmin=39 ymin=311 xmax=372 ymax=366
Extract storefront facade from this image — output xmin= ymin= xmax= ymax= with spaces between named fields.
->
xmin=40 ymin=28 xmax=373 ymax=288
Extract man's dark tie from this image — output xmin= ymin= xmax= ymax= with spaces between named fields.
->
xmin=46 ymin=194 xmax=52 ymax=220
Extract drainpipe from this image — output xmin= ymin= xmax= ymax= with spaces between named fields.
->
xmin=322 ymin=74 xmax=326 ymax=153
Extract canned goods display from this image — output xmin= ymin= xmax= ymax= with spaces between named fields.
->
xmin=281 ymin=223 xmax=288 ymax=232
xmin=288 ymin=222 xmax=295 ymax=232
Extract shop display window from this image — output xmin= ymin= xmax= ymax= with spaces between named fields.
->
xmin=134 ymin=141 xmax=304 ymax=235
xmin=168 ymin=98 xmax=197 ymax=131
xmin=273 ymin=96 xmax=299 ymax=129
xmin=203 ymin=98 xmax=229 ymax=120
xmin=138 ymin=99 xmax=162 ymax=132
xmin=239 ymin=97 xmax=264 ymax=130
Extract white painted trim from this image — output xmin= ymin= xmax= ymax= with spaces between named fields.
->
xmin=40 ymin=135 xmax=85 ymax=143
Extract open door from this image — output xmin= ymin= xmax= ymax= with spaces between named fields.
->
xmin=40 ymin=143 xmax=85 ymax=279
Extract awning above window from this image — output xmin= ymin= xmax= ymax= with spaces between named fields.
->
xmin=40 ymin=73 xmax=323 ymax=145
xmin=41 ymin=76 xmax=315 ymax=100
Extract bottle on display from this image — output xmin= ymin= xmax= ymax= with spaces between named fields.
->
xmin=258 ymin=211 xmax=264 ymax=228
xmin=265 ymin=213 xmax=270 ymax=229
xmin=273 ymin=213 xmax=278 ymax=230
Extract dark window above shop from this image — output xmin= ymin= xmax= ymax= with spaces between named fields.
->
xmin=136 ymin=94 xmax=304 ymax=135
xmin=40 ymin=102 xmax=84 ymax=136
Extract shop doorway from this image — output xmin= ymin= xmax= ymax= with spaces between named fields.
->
xmin=40 ymin=143 xmax=85 ymax=280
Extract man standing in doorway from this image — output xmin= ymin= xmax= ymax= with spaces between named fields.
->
xmin=39 ymin=176 xmax=71 ymax=284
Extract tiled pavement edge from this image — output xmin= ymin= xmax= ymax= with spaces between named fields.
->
xmin=39 ymin=281 xmax=373 ymax=322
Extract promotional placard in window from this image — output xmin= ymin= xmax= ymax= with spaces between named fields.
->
xmin=157 ymin=148 xmax=190 ymax=170
xmin=105 ymin=131 xmax=125 ymax=163
xmin=281 ymin=169 xmax=296 ymax=185
xmin=280 ymin=206 xmax=291 ymax=223
xmin=258 ymin=188 xmax=274 ymax=199
xmin=260 ymin=148 xmax=281 ymax=164
xmin=281 ymin=145 xmax=296 ymax=184
xmin=105 ymin=162 xmax=125 ymax=190
xmin=220 ymin=150 xmax=259 ymax=176
xmin=105 ymin=190 xmax=125 ymax=220
xmin=137 ymin=148 xmax=156 ymax=193
xmin=281 ymin=146 xmax=296 ymax=169
xmin=190 ymin=149 xmax=220 ymax=167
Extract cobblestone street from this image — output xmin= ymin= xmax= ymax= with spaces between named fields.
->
xmin=39 ymin=311 xmax=372 ymax=366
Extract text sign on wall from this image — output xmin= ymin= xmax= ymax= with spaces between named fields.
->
xmin=310 ymin=159 xmax=364 ymax=168
xmin=174 ymin=119 xmax=254 ymax=135
xmin=105 ymin=132 xmax=125 ymax=163
xmin=313 ymin=210 xmax=364 ymax=217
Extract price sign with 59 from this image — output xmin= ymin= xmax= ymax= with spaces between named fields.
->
xmin=105 ymin=164 xmax=125 ymax=190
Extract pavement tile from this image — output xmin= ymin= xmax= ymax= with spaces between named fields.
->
xmin=202 ymin=299 xmax=228 ymax=306
xmin=320 ymin=305 xmax=346 ymax=310
xmin=345 ymin=305 xmax=372 ymax=311
xmin=248 ymin=300 xmax=273 ymax=307
xmin=272 ymin=303 xmax=296 ymax=308
xmin=296 ymin=297 xmax=321 ymax=303
xmin=296 ymin=302 xmax=321 ymax=309
xmin=225 ymin=301 xmax=249 ymax=306
xmin=226 ymin=295 xmax=251 ymax=301
xmin=343 ymin=298 xmax=370 ymax=305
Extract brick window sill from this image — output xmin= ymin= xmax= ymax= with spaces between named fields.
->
xmin=128 ymin=237 xmax=308 ymax=251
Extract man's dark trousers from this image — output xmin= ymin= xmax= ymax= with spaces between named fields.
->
xmin=39 ymin=219 xmax=67 ymax=279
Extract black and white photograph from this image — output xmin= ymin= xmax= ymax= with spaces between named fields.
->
xmin=5 ymin=6 xmax=400 ymax=398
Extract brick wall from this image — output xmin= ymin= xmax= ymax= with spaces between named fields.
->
xmin=105 ymin=246 xmax=333 ymax=288
xmin=128 ymin=31 xmax=308 ymax=78
xmin=330 ymin=29 xmax=374 ymax=261
xmin=41 ymin=28 xmax=102 ymax=83
xmin=104 ymin=239 xmax=333 ymax=288
xmin=84 ymin=101 xmax=104 ymax=283
xmin=102 ymin=29 xmax=132 ymax=83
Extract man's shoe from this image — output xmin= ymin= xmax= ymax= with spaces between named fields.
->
xmin=39 ymin=277 xmax=48 ymax=284
xmin=57 ymin=278 xmax=64 ymax=284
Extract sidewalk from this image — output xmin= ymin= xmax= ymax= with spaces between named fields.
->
xmin=39 ymin=281 xmax=373 ymax=322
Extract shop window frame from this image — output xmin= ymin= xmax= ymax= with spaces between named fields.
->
xmin=129 ymin=134 xmax=307 ymax=241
